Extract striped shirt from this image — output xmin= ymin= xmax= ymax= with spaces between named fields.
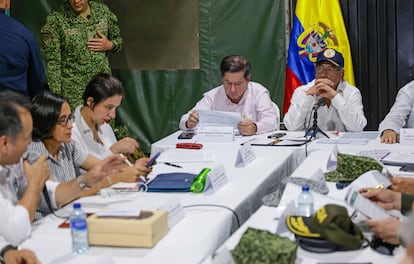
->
xmin=28 ymin=140 xmax=88 ymax=183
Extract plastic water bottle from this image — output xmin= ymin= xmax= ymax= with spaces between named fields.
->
xmin=70 ymin=203 xmax=89 ymax=254
xmin=296 ymin=185 xmax=314 ymax=216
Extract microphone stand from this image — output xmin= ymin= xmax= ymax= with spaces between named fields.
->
xmin=305 ymin=106 xmax=330 ymax=139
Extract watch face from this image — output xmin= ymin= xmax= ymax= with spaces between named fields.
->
xmin=77 ymin=176 xmax=87 ymax=189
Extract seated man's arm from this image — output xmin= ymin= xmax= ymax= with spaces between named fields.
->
xmin=332 ymin=88 xmax=367 ymax=131
xmin=0 ymin=198 xmax=31 ymax=246
xmin=251 ymin=92 xmax=279 ymax=134
xmin=284 ymin=85 xmax=314 ymax=131
xmin=379 ymin=82 xmax=414 ymax=140
xmin=179 ymin=93 xmax=213 ymax=130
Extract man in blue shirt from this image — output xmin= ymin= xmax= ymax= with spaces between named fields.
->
xmin=0 ymin=0 xmax=47 ymax=98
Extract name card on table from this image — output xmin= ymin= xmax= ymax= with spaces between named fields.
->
xmin=197 ymin=126 xmax=234 ymax=143
xmin=204 ymin=164 xmax=228 ymax=194
xmin=400 ymin=128 xmax=414 ymax=146
xmin=158 ymin=197 xmax=185 ymax=229
xmin=235 ymin=143 xmax=256 ymax=167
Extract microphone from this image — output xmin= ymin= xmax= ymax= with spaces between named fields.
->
xmin=313 ymin=97 xmax=326 ymax=110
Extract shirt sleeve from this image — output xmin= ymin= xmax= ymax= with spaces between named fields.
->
xmin=0 ymin=195 xmax=31 ymax=246
xmin=106 ymin=6 xmax=123 ymax=53
xmin=253 ymin=90 xmax=280 ymax=133
xmin=283 ymin=84 xmax=315 ymax=131
xmin=378 ymin=82 xmax=414 ymax=134
xmin=41 ymin=14 xmax=62 ymax=94
xmin=71 ymin=141 xmax=89 ymax=168
xmin=179 ymin=94 xmax=213 ymax=130
xmin=331 ymin=87 xmax=367 ymax=132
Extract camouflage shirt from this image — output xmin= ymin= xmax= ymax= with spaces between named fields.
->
xmin=41 ymin=1 xmax=123 ymax=108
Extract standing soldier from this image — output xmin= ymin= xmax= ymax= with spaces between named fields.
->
xmin=41 ymin=0 xmax=123 ymax=108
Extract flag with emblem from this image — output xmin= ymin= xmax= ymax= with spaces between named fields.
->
xmin=283 ymin=0 xmax=354 ymax=114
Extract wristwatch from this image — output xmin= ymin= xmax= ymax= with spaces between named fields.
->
xmin=77 ymin=175 xmax=89 ymax=190
xmin=0 ymin=245 xmax=18 ymax=264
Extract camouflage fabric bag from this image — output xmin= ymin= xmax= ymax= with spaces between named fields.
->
xmin=324 ymin=153 xmax=383 ymax=182
xmin=231 ymin=228 xmax=297 ymax=264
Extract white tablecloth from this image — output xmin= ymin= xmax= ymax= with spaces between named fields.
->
xmin=20 ymin=130 xmax=306 ymax=263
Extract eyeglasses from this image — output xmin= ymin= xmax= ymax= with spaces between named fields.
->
xmin=56 ymin=114 xmax=75 ymax=126
xmin=315 ymin=65 xmax=342 ymax=74
xmin=223 ymin=81 xmax=245 ymax=89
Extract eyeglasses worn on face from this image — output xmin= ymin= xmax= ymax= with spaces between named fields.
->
xmin=315 ymin=66 xmax=342 ymax=74
xmin=223 ymin=81 xmax=245 ymax=89
xmin=56 ymin=115 xmax=75 ymax=126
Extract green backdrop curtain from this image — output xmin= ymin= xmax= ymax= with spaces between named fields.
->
xmin=11 ymin=0 xmax=286 ymax=153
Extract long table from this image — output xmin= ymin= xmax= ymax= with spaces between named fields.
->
xmin=208 ymin=133 xmax=414 ymax=264
xmin=20 ymin=130 xmax=306 ymax=263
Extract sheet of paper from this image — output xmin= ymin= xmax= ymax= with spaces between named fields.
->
xmin=316 ymin=139 xmax=369 ymax=145
xmin=339 ymin=131 xmax=380 ymax=139
xmin=345 ymin=188 xmax=390 ymax=220
xmin=198 ymin=110 xmax=241 ymax=128
xmin=380 ymin=152 xmax=414 ymax=166
xmin=157 ymin=149 xmax=215 ymax=163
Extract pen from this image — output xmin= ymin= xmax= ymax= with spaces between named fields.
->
xmin=267 ymin=132 xmax=286 ymax=139
xmin=119 ymin=153 xmax=133 ymax=167
xmin=163 ymin=162 xmax=183 ymax=168
xmin=240 ymin=138 xmax=255 ymax=145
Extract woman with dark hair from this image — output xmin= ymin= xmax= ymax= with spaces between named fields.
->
xmin=72 ymin=73 xmax=139 ymax=160
xmin=28 ymin=90 xmax=151 ymax=207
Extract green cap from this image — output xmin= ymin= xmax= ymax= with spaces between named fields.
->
xmin=286 ymin=204 xmax=365 ymax=250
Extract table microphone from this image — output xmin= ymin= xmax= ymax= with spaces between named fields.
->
xmin=313 ymin=97 xmax=326 ymax=110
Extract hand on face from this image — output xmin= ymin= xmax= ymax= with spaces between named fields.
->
xmin=23 ymin=154 xmax=50 ymax=193
xmin=238 ymin=119 xmax=257 ymax=136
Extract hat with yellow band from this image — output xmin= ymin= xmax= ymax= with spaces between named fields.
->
xmin=286 ymin=204 xmax=365 ymax=250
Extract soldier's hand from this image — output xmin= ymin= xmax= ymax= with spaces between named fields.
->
xmin=87 ymin=31 xmax=113 ymax=51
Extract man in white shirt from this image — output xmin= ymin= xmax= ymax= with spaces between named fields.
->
xmin=378 ymin=80 xmax=414 ymax=144
xmin=179 ymin=55 xmax=279 ymax=136
xmin=284 ymin=48 xmax=367 ymax=132
xmin=0 ymin=96 xmax=47 ymax=263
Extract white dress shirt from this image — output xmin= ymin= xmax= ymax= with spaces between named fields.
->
xmin=378 ymin=80 xmax=414 ymax=134
xmin=72 ymin=105 xmax=116 ymax=160
xmin=179 ymin=81 xmax=279 ymax=134
xmin=284 ymin=79 xmax=367 ymax=132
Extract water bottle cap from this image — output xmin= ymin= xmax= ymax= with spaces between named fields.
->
xmin=302 ymin=185 xmax=310 ymax=191
xmin=73 ymin=203 xmax=81 ymax=209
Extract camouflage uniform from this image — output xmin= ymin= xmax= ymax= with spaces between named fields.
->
xmin=41 ymin=1 xmax=122 ymax=108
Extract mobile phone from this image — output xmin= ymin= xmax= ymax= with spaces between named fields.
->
xmin=267 ymin=132 xmax=286 ymax=139
xmin=146 ymin=152 xmax=161 ymax=167
xmin=399 ymin=164 xmax=414 ymax=172
xmin=178 ymin=132 xmax=195 ymax=139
